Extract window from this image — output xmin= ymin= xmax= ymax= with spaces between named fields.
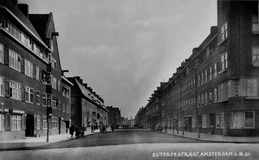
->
xmin=37 ymin=115 xmax=40 ymax=130
xmin=204 ymin=92 xmax=207 ymax=105
xmin=221 ymin=52 xmax=228 ymax=71
xmin=201 ymin=93 xmax=204 ymax=106
xmin=11 ymin=115 xmax=22 ymax=131
xmin=52 ymin=117 xmax=58 ymax=129
xmin=202 ymin=115 xmax=207 ymax=128
xmin=252 ymin=46 xmax=259 ymax=67
xmin=57 ymin=80 xmax=60 ymax=92
xmin=62 ymin=104 xmax=66 ymax=112
xmin=71 ymin=97 xmax=76 ymax=104
xmin=35 ymin=66 xmax=40 ymax=80
xmin=247 ymin=79 xmax=257 ymax=97
xmin=21 ymin=32 xmax=29 ymax=46
xmin=43 ymin=116 xmax=47 ymax=129
xmin=9 ymin=49 xmax=21 ymax=72
xmin=47 ymin=94 xmax=51 ymax=107
xmin=209 ymin=90 xmax=212 ymax=104
xmin=230 ymin=111 xmax=255 ymax=129
xmin=220 ymin=112 xmax=224 ymax=129
xmin=62 ymin=88 xmax=66 ymax=97
xmin=8 ymin=23 xmax=21 ymax=40
xmin=213 ymin=63 xmax=217 ymax=78
xmin=67 ymin=104 xmax=70 ymax=113
xmin=0 ymin=43 xmax=3 ymax=63
xmin=25 ymin=59 xmax=33 ymax=77
xmin=42 ymin=93 xmax=47 ymax=106
xmin=52 ymin=97 xmax=57 ymax=109
xmin=209 ymin=67 xmax=212 ymax=81
xmin=204 ymin=70 xmax=207 ymax=83
xmin=216 ymin=113 xmax=220 ymax=128
xmin=25 ymin=86 xmax=34 ymax=103
xmin=51 ymin=58 xmax=57 ymax=69
xmin=197 ymin=75 xmax=200 ymax=86
xmin=197 ymin=95 xmax=200 ymax=107
xmin=218 ymin=83 xmax=228 ymax=101
xmin=252 ymin=15 xmax=259 ymax=33
xmin=35 ymin=90 xmax=40 ymax=105
xmin=0 ymin=114 xmax=4 ymax=131
xmin=220 ymin=22 xmax=228 ymax=42
xmin=245 ymin=111 xmax=254 ymax=128
xmin=52 ymin=76 xmax=57 ymax=90
xmin=0 ymin=76 xmax=4 ymax=96
xmin=214 ymin=88 xmax=218 ymax=103
xmin=201 ymin=72 xmax=204 ymax=85
xmin=10 ymin=81 xmax=21 ymax=100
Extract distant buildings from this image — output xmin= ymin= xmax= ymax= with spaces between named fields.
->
xmin=67 ymin=76 xmax=108 ymax=130
xmin=0 ymin=0 xmax=71 ymax=140
xmin=107 ymin=106 xmax=121 ymax=127
xmin=135 ymin=0 xmax=259 ymax=136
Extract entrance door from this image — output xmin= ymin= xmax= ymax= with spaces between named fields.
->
xmin=25 ymin=114 xmax=34 ymax=137
xmin=59 ymin=118 xmax=61 ymax=134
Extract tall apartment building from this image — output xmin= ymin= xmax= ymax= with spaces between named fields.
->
xmin=106 ymin=106 xmax=121 ymax=128
xmin=138 ymin=0 xmax=259 ymax=136
xmin=0 ymin=0 xmax=71 ymax=140
xmin=68 ymin=76 xmax=108 ymax=131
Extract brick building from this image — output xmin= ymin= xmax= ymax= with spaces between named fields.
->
xmin=106 ymin=106 xmax=121 ymax=128
xmin=0 ymin=0 xmax=71 ymax=140
xmin=137 ymin=0 xmax=259 ymax=136
xmin=68 ymin=76 xmax=108 ymax=131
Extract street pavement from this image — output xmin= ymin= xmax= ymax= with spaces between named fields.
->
xmin=1 ymin=143 xmax=259 ymax=160
xmin=165 ymin=129 xmax=259 ymax=143
xmin=0 ymin=129 xmax=100 ymax=150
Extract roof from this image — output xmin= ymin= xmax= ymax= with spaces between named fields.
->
xmin=61 ymin=76 xmax=74 ymax=86
xmin=29 ymin=14 xmax=50 ymax=39
xmin=0 ymin=1 xmax=48 ymax=48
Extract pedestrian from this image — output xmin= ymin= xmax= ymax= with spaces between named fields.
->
xmin=75 ymin=125 xmax=79 ymax=138
xmin=69 ymin=124 xmax=75 ymax=137
xmin=111 ymin=124 xmax=115 ymax=132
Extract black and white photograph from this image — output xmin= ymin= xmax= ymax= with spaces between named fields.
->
xmin=0 ymin=0 xmax=259 ymax=159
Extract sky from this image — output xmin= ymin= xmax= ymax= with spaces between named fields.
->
xmin=20 ymin=0 xmax=217 ymax=119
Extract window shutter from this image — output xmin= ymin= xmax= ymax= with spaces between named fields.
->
xmin=5 ymin=80 xmax=9 ymax=98
xmin=4 ymin=114 xmax=11 ymax=131
xmin=34 ymin=116 xmax=37 ymax=131
xmin=39 ymin=68 xmax=42 ymax=82
xmin=21 ymin=86 xmax=25 ymax=102
xmin=21 ymin=115 xmax=26 ymax=130
xmin=4 ymin=46 xmax=9 ymax=66
xmin=21 ymin=56 xmax=25 ymax=74
xmin=33 ymin=64 xmax=36 ymax=79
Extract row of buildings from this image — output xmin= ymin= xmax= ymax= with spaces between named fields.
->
xmin=135 ymin=0 xmax=259 ymax=136
xmin=0 ymin=0 xmax=111 ymax=141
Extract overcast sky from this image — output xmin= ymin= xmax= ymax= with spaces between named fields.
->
xmin=20 ymin=0 xmax=217 ymax=119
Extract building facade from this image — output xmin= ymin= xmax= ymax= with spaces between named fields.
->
xmin=68 ymin=76 xmax=108 ymax=131
xmin=0 ymin=0 xmax=71 ymax=140
xmin=136 ymin=0 xmax=259 ymax=136
xmin=106 ymin=106 xmax=121 ymax=128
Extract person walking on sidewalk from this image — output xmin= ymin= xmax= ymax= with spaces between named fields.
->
xmin=69 ymin=124 xmax=75 ymax=137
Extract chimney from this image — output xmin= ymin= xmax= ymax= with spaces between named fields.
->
xmin=79 ymin=79 xmax=83 ymax=84
xmin=83 ymin=83 xmax=88 ymax=88
xmin=74 ymin=76 xmax=81 ymax=82
xmin=210 ymin=26 xmax=217 ymax=34
xmin=18 ymin=4 xmax=29 ymax=18
xmin=12 ymin=0 xmax=18 ymax=6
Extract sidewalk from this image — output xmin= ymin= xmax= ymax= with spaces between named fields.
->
xmin=165 ymin=129 xmax=259 ymax=143
xmin=0 ymin=129 xmax=100 ymax=150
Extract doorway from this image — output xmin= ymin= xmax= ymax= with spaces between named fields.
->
xmin=25 ymin=114 xmax=34 ymax=137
